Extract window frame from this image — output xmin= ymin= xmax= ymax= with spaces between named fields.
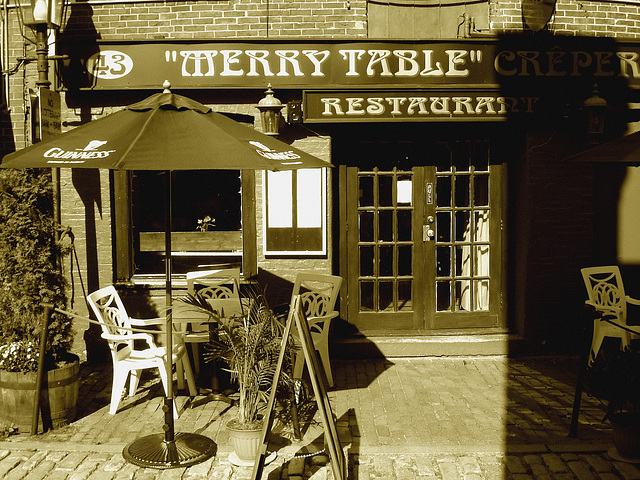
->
xmin=263 ymin=168 xmax=328 ymax=257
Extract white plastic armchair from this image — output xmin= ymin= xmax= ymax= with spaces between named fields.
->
xmin=87 ymin=285 xmax=197 ymax=415
xmin=581 ymin=266 xmax=640 ymax=365
xmin=290 ymin=273 xmax=343 ymax=387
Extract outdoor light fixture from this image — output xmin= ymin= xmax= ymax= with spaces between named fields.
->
xmin=16 ymin=0 xmax=67 ymax=88
xmin=256 ymin=84 xmax=284 ymax=136
xmin=14 ymin=0 xmax=68 ymax=248
xmin=583 ymin=85 xmax=608 ymax=145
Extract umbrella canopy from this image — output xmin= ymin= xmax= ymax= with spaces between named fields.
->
xmin=1 ymin=89 xmax=330 ymax=171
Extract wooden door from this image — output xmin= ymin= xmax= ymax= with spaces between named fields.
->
xmin=341 ymin=138 xmax=505 ymax=333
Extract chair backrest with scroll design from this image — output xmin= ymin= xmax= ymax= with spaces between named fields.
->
xmin=87 ymin=285 xmax=133 ymax=338
xmin=292 ymin=273 xmax=342 ymax=325
xmin=290 ymin=273 xmax=343 ymax=387
xmin=582 ymin=266 xmax=627 ymax=320
xmin=186 ymin=268 xmax=244 ymax=320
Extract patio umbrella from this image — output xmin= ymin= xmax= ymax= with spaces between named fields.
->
xmin=1 ymin=82 xmax=330 ymax=468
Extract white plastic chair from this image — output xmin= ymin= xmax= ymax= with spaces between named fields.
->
xmin=87 ymin=285 xmax=197 ymax=415
xmin=289 ymin=273 xmax=343 ymax=387
xmin=581 ymin=266 xmax=640 ymax=365
xmin=183 ymin=268 xmax=243 ymax=374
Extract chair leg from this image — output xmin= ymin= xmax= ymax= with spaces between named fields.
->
xmin=293 ymin=350 xmax=305 ymax=380
xmin=589 ymin=322 xmax=606 ymax=366
xmin=176 ymin=359 xmax=185 ymax=392
xmin=181 ymin=355 xmax=198 ymax=397
xmin=110 ymin=368 xmax=130 ymax=415
xmin=191 ymin=343 xmax=201 ymax=376
xmin=317 ymin=345 xmax=334 ymax=387
xmin=129 ymin=370 xmax=140 ymax=397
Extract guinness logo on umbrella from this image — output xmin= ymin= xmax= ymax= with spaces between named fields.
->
xmin=43 ymin=140 xmax=116 ymax=163
xmin=249 ymin=140 xmax=302 ymax=164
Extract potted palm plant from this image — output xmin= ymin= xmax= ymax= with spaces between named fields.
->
xmin=586 ymin=342 xmax=640 ymax=460
xmin=177 ymin=283 xmax=293 ymax=464
xmin=0 ymin=168 xmax=78 ymax=433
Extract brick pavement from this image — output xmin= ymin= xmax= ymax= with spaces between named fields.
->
xmin=0 ymin=356 xmax=639 ymax=479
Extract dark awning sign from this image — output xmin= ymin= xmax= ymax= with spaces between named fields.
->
xmin=61 ymin=38 xmax=640 ymax=91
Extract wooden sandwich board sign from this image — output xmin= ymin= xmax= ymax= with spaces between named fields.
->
xmin=251 ymin=295 xmax=346 ymax=480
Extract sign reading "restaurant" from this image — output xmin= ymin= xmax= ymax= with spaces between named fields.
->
xmin=64 ymin=39 xmax=640 ymax=90
xmin=303 ymin=90 xmax=540 ymax=122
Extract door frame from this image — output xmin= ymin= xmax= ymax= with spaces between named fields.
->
xmin=337 ymin=141 xmax=508 ymax=335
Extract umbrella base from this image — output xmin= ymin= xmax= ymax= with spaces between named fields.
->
xmin=123 ymin=432 xmax=216 ymax=469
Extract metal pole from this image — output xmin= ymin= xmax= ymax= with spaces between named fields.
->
xmin=34 ymin=23 xmax=50 ymax=89
xmin=164 ymin=171 xmax=175 ymax=443
xmin=32 ymin=304 xmax=51 ymax=435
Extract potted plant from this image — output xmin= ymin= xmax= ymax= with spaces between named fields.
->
xmin=0 ymin=168 xmax=78 ymax=433
xmin=586 ymin=341 xmax=640 ymax=460
xmin=177 ymin=284 xmax=294 ymax=465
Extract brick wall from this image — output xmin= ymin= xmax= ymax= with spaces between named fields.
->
xmin=60 ymin=0 xmax=367 ymax=40
xmin=491 ymin=0 xmax=640 ymax=37
xmin=512 ymin=131 xmax=596 ymax=349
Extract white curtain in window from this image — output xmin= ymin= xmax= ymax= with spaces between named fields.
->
xmin=460 ymin=210 xmax=489 ymax=311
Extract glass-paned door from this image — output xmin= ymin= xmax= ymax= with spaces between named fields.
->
xmin=429 ymin=140 xmax=500 ymax=329
xmin=342 ymin=139 xmax=504 ymax=332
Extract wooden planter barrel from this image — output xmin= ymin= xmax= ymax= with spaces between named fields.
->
xmin=0 ymin=354 xmax=80 ymax=433
xmin=611 ymin=412 xmax=640 ymax=460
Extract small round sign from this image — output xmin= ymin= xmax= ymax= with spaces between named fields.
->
xmin=87 ymin=50 xmax=134 ymax=80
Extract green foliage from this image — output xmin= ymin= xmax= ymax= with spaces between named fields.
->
xmin=177 ymin=284 xmax=293 ymax=427
xmin=0 ymin=168 xmax=72 ymax=371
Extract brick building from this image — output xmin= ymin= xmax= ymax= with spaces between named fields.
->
xmin=2 ymin=0 xmax=640 ymax=358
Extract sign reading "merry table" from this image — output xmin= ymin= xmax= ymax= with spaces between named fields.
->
xmin=64 ymin=38 xmax=640 ymax=90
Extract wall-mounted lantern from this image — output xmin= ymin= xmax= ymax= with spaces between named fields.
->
xmin=16 ymin=0 xmax=67 ymax=88
xmin=19 ymin=0 xmax=65 ymax=27
xmin=255 ymin=84 xmax=284 ymax=136
xmin=583 ymin=85 xmax=608 ymax=145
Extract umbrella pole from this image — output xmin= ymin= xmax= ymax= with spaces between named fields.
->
xmin=164 ymin=170 xmax=175 ymax=443
xmin=123 ymin=171 xmax=217 ymax=469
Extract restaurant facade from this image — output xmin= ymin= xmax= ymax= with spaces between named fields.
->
xmin=2 ymin=0 xmax=640 ymax=357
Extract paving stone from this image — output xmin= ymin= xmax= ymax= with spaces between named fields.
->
xmin=506 ymin=455 xmax=528 ymax=474
xmin=0 ymin=357 xmax=627 ymax=480
xmin=583 ymin=453 xmax=613 ymax=473
xmin=67 ymin=460 xmax=101 ymax=480
xmin=567 ymin=460 xmax=597 ymax=480
xmin=541 ymin=453 xmax=569 ymax=473
xmin=611 ymin=461 xmax=640 ymax=480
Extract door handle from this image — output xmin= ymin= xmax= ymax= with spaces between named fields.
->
xmin=423 ymin=225 xmax=435 ymax=241
xmin=423 ymin=215 xmax=435 ymax=242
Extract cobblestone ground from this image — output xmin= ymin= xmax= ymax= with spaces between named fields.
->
xmin=0 ymin=356 xmax=638 ymax=479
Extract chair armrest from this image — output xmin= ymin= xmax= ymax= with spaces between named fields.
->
xmin=129 ymin=317 xmax=166 ymax=326
xmin=584 ymin=300 xmax=622 ymax=316
xmin=626 ymin=295 xmax=640 ymax=306
xmin=102 ymin=332 xmax=155 ymax=348
xmin=307 ymin=311 xmax=339 ymax=332
xmin=308 ymin=311 xmax=339 ymax=322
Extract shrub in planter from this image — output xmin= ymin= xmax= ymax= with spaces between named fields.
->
xmin=586 ymin=342 xmax=640 ymax=460
xmin=177 ymin=284 xmax=296 ymax=463
xmin=0 ymin=168 xmax=77 ymax=432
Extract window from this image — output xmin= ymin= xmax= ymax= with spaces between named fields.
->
xmin=131 ymin=170 xmax=243 ymax=275
xmin=264 ymin=168 xmax=327 ymax=256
